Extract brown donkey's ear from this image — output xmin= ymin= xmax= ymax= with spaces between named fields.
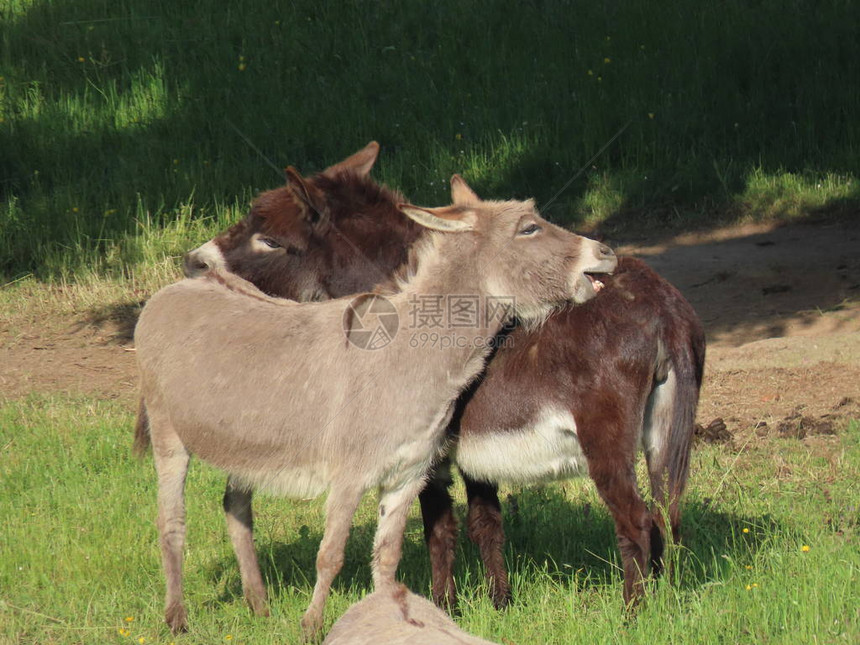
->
xmin=450 ymin=174 xmax=480 ymax=206
xmin=286 ymin=166 xmax=329 ymax=230
xmin=399 ymin=204 xmax=476 ymax=232
xmin=321 ymin=141 xmax=380 ymax=178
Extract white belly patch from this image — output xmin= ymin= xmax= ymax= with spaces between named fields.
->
xmin=231 ymin=464 xmax=330 ymax=500
xmin=454 ymin=407 xmax=588 ymax=484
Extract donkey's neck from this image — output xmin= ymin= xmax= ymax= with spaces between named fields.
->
xmin=395 ymin=232 xmax=507 ymax=340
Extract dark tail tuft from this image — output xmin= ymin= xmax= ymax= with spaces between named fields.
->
xmin=666 ymin=322 xmax=706 ymax=541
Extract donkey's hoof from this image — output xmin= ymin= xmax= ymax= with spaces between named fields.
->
xmin=432 ymin=592 xmax=458 ymax=616
xmin=300 ymin=611 xmax=323 ymax=643
xmin=491 ymin=590 xmax=511 ymax=611
xmin=165 ymin=602 xmax=188 ymax=634
xmin=246 ymin=593 xmax=270 ymax=617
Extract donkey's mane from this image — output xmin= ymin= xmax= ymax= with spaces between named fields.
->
xmin=312 ymin=170 xmax=407 ymax=226
xmin=313 ymin=170 xmax=426 ymax=295
xmin=373 ymin=237 xmax=426 ymax=296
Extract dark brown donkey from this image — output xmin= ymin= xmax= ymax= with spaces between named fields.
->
xmin=183 ymin=142 xmax=705 ymax=610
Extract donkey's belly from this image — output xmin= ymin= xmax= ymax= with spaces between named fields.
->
xmin=229 ymin=464 xmax=330 ymax=500
xmin=454 ymin=407 xmax=588 ymax=484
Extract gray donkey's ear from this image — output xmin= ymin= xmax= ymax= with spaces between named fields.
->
xmin=450 ymin=174 xmax=480 ymax=206
xmin=398 ymin=204 xmax=476 ymax=232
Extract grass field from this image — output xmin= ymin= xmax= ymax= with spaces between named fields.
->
xmin=0 ymin=396 xmax=857 ymax=644
xmin=2 ymin=0 xmax=859 ymax=283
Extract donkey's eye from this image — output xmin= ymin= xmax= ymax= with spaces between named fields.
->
xmin=260 ymin=237 xmax=281 ymax=249
xmin=518 ymin=223 xmax=542 ymax=236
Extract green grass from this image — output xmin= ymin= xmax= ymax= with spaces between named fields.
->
xmin=1 ymin=395 xmax=857 ymax=644
xmin=2 ymin=0 xmax=859 ymax=282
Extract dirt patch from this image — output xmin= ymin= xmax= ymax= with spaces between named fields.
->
xmin=0 ymin=315 xmax=140 ymax=402
xmin=2 ymin=219 xmax=859 ymax=442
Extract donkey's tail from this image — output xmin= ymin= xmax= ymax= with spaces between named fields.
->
xmin=644 ymin=321 xmax=705 ymax=544
xmin=663 ymin=332 xmax=705 ymax=542
xmin=132 ymin=396 xmax=152 ymax=457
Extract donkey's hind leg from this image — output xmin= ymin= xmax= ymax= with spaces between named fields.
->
xmin=418 ymin=459 xmax=459 ymax=610
xmin=464 ymin=475 xmax=510 ymax=609
xmin=223 ymin=477 xmax=268 ymax=616
xmin=300 ymin=484 xmax=364 ymax=642
xmin=643 ymin=365 xmax=696 ymax=578
xmin=149 ymin=409 xmax=191 ymax=633
xmin=588 ymin=457 xmax=653 ymax=608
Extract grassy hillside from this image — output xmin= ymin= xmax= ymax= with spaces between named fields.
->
xmin=2 ymin=0 xmax=859 ymax=281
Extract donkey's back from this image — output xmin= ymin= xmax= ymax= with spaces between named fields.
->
xmin=323 ymin=585 xmax=497 ymax=645
xmin=136 ymin=272 xmax=347 ymax=496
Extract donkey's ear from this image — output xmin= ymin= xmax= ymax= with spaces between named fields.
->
xmin=450 ymin=174 xmax=480 ymax=206
xmin=286 ymin=166 xmax=328 ymax=229
xmin=399 ymin=204 xmax=476 ymax=232
xmin=322 ymin=141 xmax=380 ymax=178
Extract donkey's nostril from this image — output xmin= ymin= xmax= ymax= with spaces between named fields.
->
xmin=598 ymin=243 xmax=615 ymax=259
xmin=183 ymin=253 xmax=209 ymax=277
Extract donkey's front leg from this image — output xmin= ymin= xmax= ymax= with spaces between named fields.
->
xmin=300 ymin=484 xmax=365 ymax=642
xmin=418 ymin=459 xmax=459 ymax=610
xmin=223 ymin=477 xmax=268 ymax=616
xmin=464 ymin=475 xmax=510 ymax=609
xmin=372 ymin=478 xmax=428 ymax=589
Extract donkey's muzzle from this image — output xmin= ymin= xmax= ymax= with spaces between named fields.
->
xmin=183 ymin=251 xmax=209 ymax=277
xmin=594 ymin=243 xmax=616 ymax=264
xmin=182 ymin=240 xmax=227 ymax=278
xmin=570 ymin=238 xmax=618 ymax=303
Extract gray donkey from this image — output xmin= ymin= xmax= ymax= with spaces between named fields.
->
xmin=322 ymin=584 xmax=497 ymax=645
xmin=134 ymin=176 xmax=617 ymax=638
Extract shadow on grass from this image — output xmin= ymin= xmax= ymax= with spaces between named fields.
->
xmin=201 ymin=485 xmax=785 ymax=610
xmin=80 ymin=300 xmax=144 ymax=344
xmin=3 ymin=0 xmax=859 ymax=280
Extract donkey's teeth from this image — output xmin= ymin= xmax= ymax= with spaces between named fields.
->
xmin=592 ymin=279 xmax=605 ymax=292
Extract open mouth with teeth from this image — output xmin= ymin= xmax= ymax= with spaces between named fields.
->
xmin=586 ymin=273 xmax=606 ymax=293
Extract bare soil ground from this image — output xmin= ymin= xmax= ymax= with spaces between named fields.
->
xmin=2 ymin=219 xmax=859 ymax=446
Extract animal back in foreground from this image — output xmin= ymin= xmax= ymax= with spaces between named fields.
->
xmin=323 ymin=585 xmax=498 ymax=645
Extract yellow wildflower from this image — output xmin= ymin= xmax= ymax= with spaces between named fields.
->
xmin=801 ymin=545 xmax=810 ymax=552
xmin=238 ymin=63 xmax=247 ymax=71
xmin=742 ymin=527 xmax=749 ymax=534
xmin=648 ymin=113 xmax=655 ymax=119
xmin=603 ymin=57 xmax=611 ymax=64
xmin=77 ymin=56 xmax=85 ymax=63
xmin=587 ymin=69 xmax=593 ymax=76
xmin=745 ymin=584 xmax=751 ymax=590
